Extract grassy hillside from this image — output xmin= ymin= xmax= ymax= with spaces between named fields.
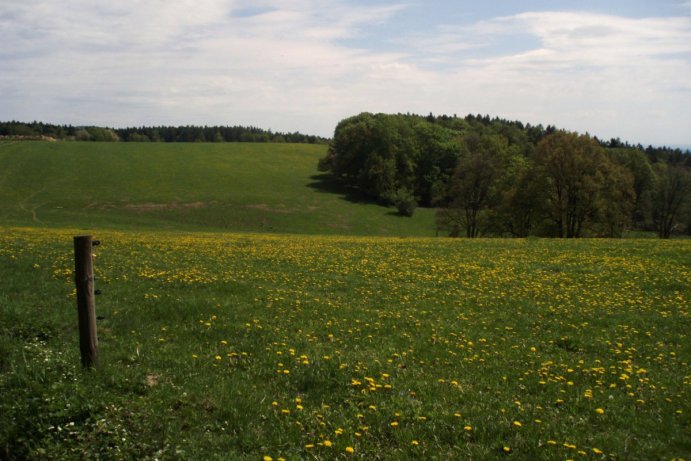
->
xmin=0 ymin=141 xmax=436 ymax=236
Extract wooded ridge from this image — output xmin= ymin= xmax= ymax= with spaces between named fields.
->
xmin=319 ymin=112 xmax=691 ymax=238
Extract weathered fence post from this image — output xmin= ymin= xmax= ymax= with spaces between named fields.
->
xmin=74 ymin=235 xmax=98 ymax=368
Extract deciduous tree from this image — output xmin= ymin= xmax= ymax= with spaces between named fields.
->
xmin=651 ymin=164 xmax=691 ymax=238
xmin=534 ymin=132 xmax=606 ymax=237
xmin=436 ymin=134 xmax=507 ymax=237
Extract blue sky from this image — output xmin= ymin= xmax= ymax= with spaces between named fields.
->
xmin=1 ymin=0 xmax=690 ymax=146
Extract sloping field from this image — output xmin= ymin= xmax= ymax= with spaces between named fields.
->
xmin=1 ymin=141 xmax=689 ymax=459
xmin=0 ymin=228 xmax=689 ymax=459
xmin=0 ymin=141 xmax=435 ymax=236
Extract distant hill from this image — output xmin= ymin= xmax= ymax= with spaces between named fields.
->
xmin=0 ymin=141 xmax=436 ymax=236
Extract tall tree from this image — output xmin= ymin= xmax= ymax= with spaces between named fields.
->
xmin=651 ymin=164 xmax=691 ymax=238
xmin=595 ymin=159 xmax=636 ymax=237
xmin=534 ymin=131 xmax=608 ymax=237
xmin=496 ymin=163 xmax=544 ymax=237
xmin=608 ymin=148 xmax=654 ymax=228
xmin=436 ymin=134 xmax=507 ymax=237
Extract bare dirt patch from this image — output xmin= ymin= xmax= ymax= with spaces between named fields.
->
xmin=246 ymin=203 xmax=294 ymax=214
xmin=123 ymin=201 xmax=216 ymax=212
xmin=145 ymin=374 xmax=159 ymax=387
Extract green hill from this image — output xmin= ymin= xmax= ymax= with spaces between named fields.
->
xmin=0 ymin=141 xmax=436 ymax=236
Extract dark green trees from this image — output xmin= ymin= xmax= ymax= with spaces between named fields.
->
xmin=0 ymin=121 xmax=327 ymax=144
xmin=609 ymin=148 xmax=655 ymax=228
xmin=532 ymin=132 xmax=635 ymax=238
xmin=318 ymin=113 xmax=460 ymax=212
xmin=651 ymin=164 xmax=691 ymax=238
xmin=320 ymin=113 xmax=689 ymax=237
xmin=435 ymin=134 xmax=507 ymax=237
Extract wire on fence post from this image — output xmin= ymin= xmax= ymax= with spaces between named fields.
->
xmin=74 ymin=235 xmax=98 ymax=368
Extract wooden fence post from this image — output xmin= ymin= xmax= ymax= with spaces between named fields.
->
xmin=74 ymin=235 xmax=98 ymax=368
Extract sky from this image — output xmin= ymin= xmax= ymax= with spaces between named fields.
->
xmin=1 ymin=0 xmax=691 ymax=146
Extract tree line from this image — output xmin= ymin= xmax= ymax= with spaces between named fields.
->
xmin=0 ymin=121 xmax=328 ymax=144
xmin=319 ymin=112 xmax=691 ymax=238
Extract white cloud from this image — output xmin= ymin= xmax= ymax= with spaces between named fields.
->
xmin=0 ymin=0 xmax=414 ymax=133
xmin=0 ymin=2 xmax=690 ymax=144
xmin=400 ymin=11 xmax=691 ymax=144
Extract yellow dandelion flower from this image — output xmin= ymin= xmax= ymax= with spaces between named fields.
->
xmin=595 ymin=408 xmax=605 ymax=414
xmin=345 ymin=446 xmax=355 ymax=454
xmin=323 ymin=440 xmax=332 ymax=448
xmin=513 ymin=421 xmax=522 ymax=428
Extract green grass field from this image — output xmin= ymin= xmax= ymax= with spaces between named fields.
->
xmin=1 ymin=141 xmax=690 ymax=460
xmin=1 ymin=228 xmax=689 ymax=460
xmin=0 ymin=141 xmax=435 ymax=236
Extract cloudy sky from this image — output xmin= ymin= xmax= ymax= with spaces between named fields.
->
xmin=2 ymin=0 xmax=690 ymax=146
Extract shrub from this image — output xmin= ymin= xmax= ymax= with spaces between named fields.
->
xmin=392 ymin=188 xmax=417 ymax=217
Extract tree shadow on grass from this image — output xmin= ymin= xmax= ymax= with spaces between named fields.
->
xmin=385 ymin=210 xmax=410 ymax=217
xmin=306 ymin=173 xmax=382 ymax=206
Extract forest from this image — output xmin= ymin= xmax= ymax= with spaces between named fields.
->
xmin=318 ymin=113 xmax=691 ymax=238
xmin=0 ymin=121 xmax=328 ymax=144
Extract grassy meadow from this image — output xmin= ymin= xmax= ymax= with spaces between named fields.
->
xmin=0 ymin=141 xmax=690 ymax=460
xmin=1 ymin=228 xmax=689 ymax=460
xmin=0 ymin=141 xmax=435 ymax=236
